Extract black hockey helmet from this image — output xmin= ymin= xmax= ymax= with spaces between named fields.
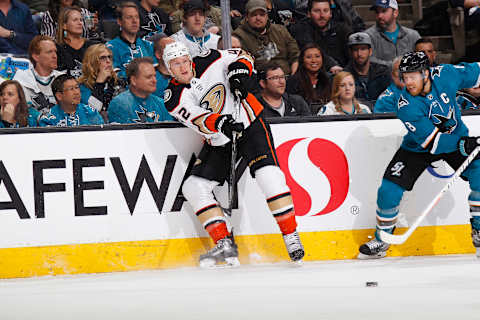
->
xmin=399 ymin=51 xmax=430 ymax=75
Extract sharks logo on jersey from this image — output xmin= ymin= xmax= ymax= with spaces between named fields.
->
xmin=431 ymin=105 xmax=457 ymax=134
xmin=430 ymin=65 xmax=443 ymax=79
xmin=398 ymin=95 xmax=409 ymax=109
xmin=378 ymin=88 xmax=393 ymax=100
xmin=134 ymin=106 xmax=159 ymax=123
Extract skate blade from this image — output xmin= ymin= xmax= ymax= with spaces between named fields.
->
xmin=199 ymin=257 xmax=240 ymax=269
xmin=289 ymin=259 xmax=303 ymax=267
xmin=476 ymin=248 xmax=480 ymax=258
xmin=357 ymin=252 xmax=387 ymax=260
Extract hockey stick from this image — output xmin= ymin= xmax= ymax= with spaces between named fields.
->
xmin=379 ymin=145 xmax=480 ymax=245
xmin=224 ymin=92 xmax=242 ymax=217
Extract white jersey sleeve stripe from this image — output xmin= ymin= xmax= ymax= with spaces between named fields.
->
xmin=421 ymin=127 xmax=439 ymax=149
xmin=430 ymin=132 xmax=442 ymax=154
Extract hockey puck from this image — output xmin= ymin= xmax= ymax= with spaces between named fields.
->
xmin=365 ymin=281 xmax=378 ymax=287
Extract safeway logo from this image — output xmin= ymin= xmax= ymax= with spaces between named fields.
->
xmin=277 ymin=138 xmax=349 ymax=216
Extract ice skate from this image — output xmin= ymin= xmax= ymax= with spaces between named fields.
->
xmin=283 ymin=230 xmax=305 ymax=263
xmin=199 ymin=235 xmax=240 ymax=268
xmin=358 ymin=238 xmax=390 ymax=259
xmin=470 ymin=219 xmax=480 ymax=258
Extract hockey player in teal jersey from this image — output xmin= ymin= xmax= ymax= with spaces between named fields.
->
xmin=358 ymin=51 xmax=480 ymax=259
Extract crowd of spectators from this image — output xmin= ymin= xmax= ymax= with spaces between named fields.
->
xmin=0 ymin=0 xmax=479 ymax=128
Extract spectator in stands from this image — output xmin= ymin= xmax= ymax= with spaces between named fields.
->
xmin=330 ymin=0 xmax=366 ymax=33
xmin=0 ymin=80 xmax=40 ymax=127
xmin=234 ymin=0 xmax=299 ymax=75
xmin=138 ymin=0 xmax=172 ymax=39
xmin=449 ymin=0 xmax=480 ymax=33
xmin=366 ymin=0 xmax=420 ymax=68
xmin=41 ymin=0 xmax=99 ymax=40
xmin=208 ymin=0 xmax=245 ymax=29
xmin=257 ymin=62 xmax=311 ymax=118
xmin=0 ymin=0 xmax=37 ymax=55
xmin=170 ymin=0 xmax=221 ymax=34
xmin=217 ymin=35 xmax=242 ymax=50
xmin=374 ymin=56 xmax=404 ymax=113
xmin=78 ymin=43 xmax=124 ymax=123
xmin=159 ymin=0 xmax=182 ymax=15
xmin=286 ymin=43 xmax=331 ymax=114
xmin=106 ymin=1 xmax=154 ymax=81
xmin=344 ymin=32 xmax=391 ymax=109
xmin=56 ymin=7 xmax=99 ymax=78
xmin=414 ymin=38 xmax=437 ymax=67
xmin=457 ymin=86 xmax=480 ymax=110
xmin=151 ymin=33 xmax=174 ymax=98
xmin=13 ymin=35 xmax=65 ymax=113
xmin=318 ymin=71 xmax=371 ymax=115
xmin=108 ymin=57 xmax=172 ymax=123
xmin=288 ymin=0 xmax=351 ymax=67
xmin=39 ymin=74 xmax=104 ymax=126
xmin=171 ymin=0 xmax=220 ymax=57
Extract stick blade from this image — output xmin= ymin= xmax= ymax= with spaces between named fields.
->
xmin=378 ymin=230 xmax=408 ymax=245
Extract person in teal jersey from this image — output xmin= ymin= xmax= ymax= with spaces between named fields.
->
xmin=39 ymin=74 xmax=104 ymax=126
xmin=358 ymin=51 xmax=480 ymax=259
xmin=106 ymin=2 xmax=154 ymax=80
xmin=0 ymin=80 xmax=39 ymax=128
xmin=108 ymin=57 xmax=173 ymax=123
xmin=151 ymin=33 xmax=173 ymax=99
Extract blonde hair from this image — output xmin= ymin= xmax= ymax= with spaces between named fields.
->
xmin=78 ymin=44 xmax=118 ymax=90
xmin=331 ymin=71 xmax=362 ymax=114
xmin=56 ymin=6 xmax=83 ymax=45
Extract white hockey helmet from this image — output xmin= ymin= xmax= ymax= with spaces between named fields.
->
xmin=162 ymin=41 xmax=192 ymax=74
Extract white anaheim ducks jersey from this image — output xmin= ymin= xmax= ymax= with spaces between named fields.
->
xmin=164 ymin=48 xmax=263 ymax=146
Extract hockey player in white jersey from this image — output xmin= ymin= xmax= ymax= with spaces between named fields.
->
xmin=162 ymin=41 xmax=305 ymax=267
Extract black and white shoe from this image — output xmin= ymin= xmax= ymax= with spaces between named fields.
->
xmin=283 ymin=230 xmax=305 ymax=262
xmin=358 ymin=238 xmax=390 ymax=259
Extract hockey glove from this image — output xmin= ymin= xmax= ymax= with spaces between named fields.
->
xmin=227 ymin=61 xmax=250 ymax=100
xmin=458 ymin=136 xmax=480 ymax=158
xmin=215 ymin=114 xmax=244 ymax=140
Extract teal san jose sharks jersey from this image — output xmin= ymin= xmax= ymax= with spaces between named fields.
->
xmin=397 ymin=63 xmax=480 ymax=155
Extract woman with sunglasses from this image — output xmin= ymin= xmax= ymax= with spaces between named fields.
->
xmin=79 ymin=43 xmax=124 ymax=122
xmin=0 ymin=80 xmax=40 ymax=128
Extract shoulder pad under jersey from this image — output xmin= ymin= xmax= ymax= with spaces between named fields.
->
xmin=193 ymin=49 xmax=222 ymax=78
xmin=164 ymin=80 xmax=190 ymax=112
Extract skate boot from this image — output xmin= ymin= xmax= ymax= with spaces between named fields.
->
xmin=199 ymin=234 xmax=240 ymax=268
xmin=358 ymin=238 xmax=390 ymax=259
xmin=470 ymin=218 xmax=480 ymax=258
xmin=283 ymin=230 xmax=305 ymax=262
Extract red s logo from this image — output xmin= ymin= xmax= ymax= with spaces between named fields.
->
xmin=277 ymin=138 xmax=349 ymax=216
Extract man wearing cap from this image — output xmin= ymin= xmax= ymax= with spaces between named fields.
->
xmin=233 ymin=0 xmax=299 ymax=75
xmin=344 ymin=32 xmax=391 ymax=108
xmin=288 ymin=0 xmax=352 ymax=67
xmin=171 ymin=0 xmax=220 ymax=57
xmin=365 ymin=0 xmax=420 ymax=68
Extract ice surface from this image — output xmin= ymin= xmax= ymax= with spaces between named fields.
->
xmin=1 ymin=255 xmax=479 ymax=320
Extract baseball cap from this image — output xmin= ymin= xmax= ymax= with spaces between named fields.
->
xmin=347 ymin=32 xmax=372 ymax=47
xmin=182 ymin=0 xmax=206 ymax=14
xmin=245 ymin=0 xmax=268 ymax=14
xmin=370 ymin=0 xmax=398 ymax=10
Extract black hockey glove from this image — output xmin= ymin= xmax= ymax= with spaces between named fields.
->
xmin=458 ymin=136 xmax=480 ymax=158
xmin=215 ymin=114 xmax=244 ymax=140
xmin=227 ymin=61 xmax=250 ymax=100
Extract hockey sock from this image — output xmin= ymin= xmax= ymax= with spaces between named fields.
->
xmin=469 ymin=190 xmax=480 ymax=230
xmin=274 ymin=210 xmax=297 ymax=235
xmin=205 ymin=221 xmax=229 ymax=243
xmin=375 ymin=207 xmax=398 ymax=240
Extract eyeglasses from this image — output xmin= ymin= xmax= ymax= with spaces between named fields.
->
xmin=266 ymin=75 xmax=287 ymax=81
xmin=99 ymin=55 xmax=113 ymax=62
xmin=62 ymin=84 xmax=80 ymax=92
